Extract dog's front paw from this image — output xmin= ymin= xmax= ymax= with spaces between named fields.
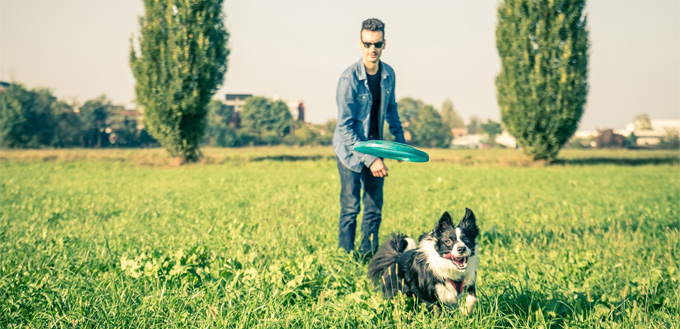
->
xmin=461 ymin=295 xmax=477 ymax=316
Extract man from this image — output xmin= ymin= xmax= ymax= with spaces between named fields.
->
xmin=333 ymin=18 xmax=405 ymax=256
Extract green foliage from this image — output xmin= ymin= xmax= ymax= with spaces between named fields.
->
xmin=625 ymin=132 xmax=637 ymax=148
xmin=467 ymin=115 xmax=482 ymax=134
xmin=285 ymin=119 xmax=336 ymax=146
xmin=633 ymin=113 xmax=653 ymax=130
xmin=0 ymin=84 xmax=57 ymax=148
xmin=114 ymin=116 xmax=140 ymax=147
xmin=396 ymin=97 xmax=452 ymax=148
xmin=397 ymin=97 xmax=424 ymax=124
xmin=208 ymin=99 xmax=234 ymax=124
xmin=481 ymin=119 xmax=503 ymax=145
xmin=661 ymin=128 xmax=680 ymax=149
xmin=284 ymin=122 xmax=318 ymax=146
xmin=79 ymin=95 xmax=114 ymax=148
xmin=240 ymin=97 xmax=292 ymax=145
xmin=130 ymin=0 xmax=230 ymax=162
xmin=0 ymin=151 xmax=678 ymax=327
xmin=138 ymin=128 xmax=160 ymax=147
xmin=51 ymin=101 xmax=82 ymax=148
xmin=204 ymin=99 xmax=239 ymax=147
xmin=409 ymin=105 xmax=453 ymax=148
xmin=496 ymin=0 xmax=589 ymax=161
xmin=0 ymin=85 xmax=146 ymax=148
xmin=210 ymin=124 xmax=239 ymax=147
xmin=319 ymin=119 xmax=337 ymax=145
xmin=440 ymin=99 xmax=465 ymax=129
xmin=282 ymin=121 xmax=334 ymax=147
xmin=567 ymin=136 xmax=592 ymax=149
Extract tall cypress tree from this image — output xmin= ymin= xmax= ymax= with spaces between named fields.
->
xmin=496 ymin=0 xmax=589 ymax=161
xmin=130 ymin=0 xmax=229 ymax=162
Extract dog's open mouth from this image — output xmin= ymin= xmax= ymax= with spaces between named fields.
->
xmin=444 ymin=254 xmax=468 ymax=269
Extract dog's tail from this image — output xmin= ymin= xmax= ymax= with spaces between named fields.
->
xmin=367 ymin=233 xmax=416 ymax=284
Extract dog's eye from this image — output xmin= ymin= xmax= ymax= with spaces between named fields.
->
xmin=445 ymin=239 xmax=453 ymax=246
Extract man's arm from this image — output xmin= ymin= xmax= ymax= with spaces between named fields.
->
xmin=336 ymin=75 xmax=378 ymax=167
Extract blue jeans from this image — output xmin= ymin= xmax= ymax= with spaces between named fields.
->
xmin=337 ymin=157 xmax=384 ymax=255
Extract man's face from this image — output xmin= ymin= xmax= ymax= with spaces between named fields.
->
xmin=359 ymin=30 xmax=385 ymax=65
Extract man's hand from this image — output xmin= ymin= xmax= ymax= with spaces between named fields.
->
xmin=369 ymin=158 xmax=388 ymax=177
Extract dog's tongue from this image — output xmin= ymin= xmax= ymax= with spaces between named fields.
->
xmin=444 ymin=254 xmax=466 ymax=265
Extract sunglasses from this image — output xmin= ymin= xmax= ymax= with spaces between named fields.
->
xmin=362 ymin=40 xmax=384 ymax=48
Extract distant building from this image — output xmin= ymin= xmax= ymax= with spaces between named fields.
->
xmin=623 ymin=119 xmax=680 ymax=146
xmin=495 ymin=131 xmax=517 ymax=149
xmin=450 ymin=128 xmax=467 ymax=137
xmin=449 ymin=129 xmax=516 ymax=149
xmin=571 ymin=119 xmax=680 ymax=148
xmin=573 ymin=130 xmax=598 ymax=139
xmin=451 ymin=134 xmax=484 ymax=149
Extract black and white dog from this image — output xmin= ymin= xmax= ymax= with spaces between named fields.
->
xmin=367 ymin=208 xmax=480 ymax=314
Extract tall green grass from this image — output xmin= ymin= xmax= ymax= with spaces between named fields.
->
xmin=1 ymin=149 xmax=678 ymax=328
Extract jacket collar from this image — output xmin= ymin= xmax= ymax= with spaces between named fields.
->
xmin=356 ymin=58 xmax=388 ymax=81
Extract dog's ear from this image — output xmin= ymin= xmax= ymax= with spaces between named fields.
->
xmin=459 ymin=208 xmax=479 ymax=239
xmin=435 ymin=212 xmax=454 ymax=235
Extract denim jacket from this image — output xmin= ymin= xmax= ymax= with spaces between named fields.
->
xmin=333 ymin=59 xmax=405 ymax=173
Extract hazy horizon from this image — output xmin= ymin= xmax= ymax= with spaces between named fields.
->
xmin=1 ymin=0 xmax=678 ymax=131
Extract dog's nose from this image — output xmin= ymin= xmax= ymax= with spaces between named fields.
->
xmin=457 ymin=246 xmax=466 ymax=254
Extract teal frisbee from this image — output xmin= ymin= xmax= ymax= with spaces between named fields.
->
xmin=354 ymin=140 xmax=429 ymax=163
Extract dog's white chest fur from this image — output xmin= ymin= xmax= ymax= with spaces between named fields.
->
xmin=435 ymin=281 xmax=460 ymax=304
xmin=434 ymin=280 xmax=477 ymax=314
xmin=422 ymin=239 xmax=479 ymax=309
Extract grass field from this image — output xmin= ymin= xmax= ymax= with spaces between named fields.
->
xmin=1 ymin=147 xmax=679 ymax=328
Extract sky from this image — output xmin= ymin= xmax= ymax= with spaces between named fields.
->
xmin=1 ymin=0 xmax=678 ymax=131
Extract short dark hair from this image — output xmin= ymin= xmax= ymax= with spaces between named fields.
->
xmin=361 ymin=18 xmax=385 ymax=38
